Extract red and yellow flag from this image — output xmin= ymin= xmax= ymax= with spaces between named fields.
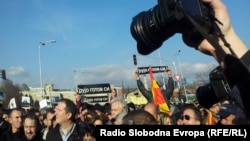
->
xmin=149 ymin=66 xmax=171 ymax=115
xmin=206 ymin=111 xmax=215 ymax=125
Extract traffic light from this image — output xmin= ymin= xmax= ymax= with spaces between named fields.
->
xmin=133 ymin=54 xmax=137 ymax=65
xmin=1 ymin=70 xmax=6 ymax=80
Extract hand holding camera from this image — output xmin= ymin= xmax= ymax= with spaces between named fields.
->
xmin=131 ymin=0 xmax=250 ymax=120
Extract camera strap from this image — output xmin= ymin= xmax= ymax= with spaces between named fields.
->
xmin=185 ymin=14 xmax=236 ymax=57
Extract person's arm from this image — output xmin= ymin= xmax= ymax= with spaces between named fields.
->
xmin=166 ymin=69 xmax=174 ymax=90
xmin=185 ymin=0 xmax=249 ymax=67
xmin=165 ymin=69 xmax=174 ymax=105
xmin=74 ymin=92 xmax=81 ymax=112
xmin=108 ymin=93 xmax=112 ymax=103
xmin=135 ymin=70 xmax=153 ymax=103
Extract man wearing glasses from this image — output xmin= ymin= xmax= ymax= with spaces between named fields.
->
xmin=180 ymin=105 xmax=203 ymax=125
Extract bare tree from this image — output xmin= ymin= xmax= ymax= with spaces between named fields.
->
xmin=21 ymin=83 xmax=30 ymax=91
xmin=195 ymin=71 xmax=210 ymax=85
xmin=194 ymin=63 xmax=218 ymax=85
xmin=0 ymin=79 xmax=22 ymax=108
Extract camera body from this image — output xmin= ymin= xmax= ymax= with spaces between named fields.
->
xmin=209 ymin=66 xmax=231 ymax=100
xmin=196 ymin=66 xmax=231 ymax=109
xmin=130 ymin=0 xmax=214 ymax=55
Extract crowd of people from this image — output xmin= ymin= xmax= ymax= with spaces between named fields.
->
xmin=0 ymin=80 xmax=248 ymax=140
xmin=1 ymin=0 xmax=250 ymax=140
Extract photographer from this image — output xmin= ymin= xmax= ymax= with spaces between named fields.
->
xmin=191 ymin=0 xmax=250 ymax=120
xmin=131 ymin=0 xmax=250 ymax=121
xmin=182 ymin=0 xmax=250 ymax=122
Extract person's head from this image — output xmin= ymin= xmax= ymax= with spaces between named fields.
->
xmin=54 ymin=98 xmax=77 ymax=125
xmin=9 ymin=108 xmax=23 ymax=132
xmin=93 ymin=116 xmax=105 ymax=126
xmin=208 ymin=102 xmax=221 ymax=118
xmin=102 ymin=102 xmax=111 ymax=123
xmin=1 ymin=108 xmax=9 ymax=122
xmin=172 ymin=88 xmax=180 ymax=98
xmin=83 ymin=110 xmax=99 ymax=125
xmin=44 ymin=108 xmax=55 ymax=128
xmin=143 ymin=103 xmax=159 ymax=122
xmin=82 ymin=124 xmax=96 ymax=141
xmin=40 ymin=107 xmax=48 ymax=121
xmin=181 ymin=105 xmax=202 ymax=125
xmin=33 ymin=109 xmax=41 ymax=118
xmin=93 ymin=103 xmax=104 ymax=116
xmin=79 ymin=102 xmax=94 ymax=121
xmin=159 ymin=112 xmax=172 ymax=125
xmin=171 ymin=110 xmax=183 ymax=125
xmin=110 ymin=96 xmax=127 ymax=119
xmin=217 ymin=104 xmax=238 ymax=125
xmin=122 ymin=109 xmax=157 ymax=125
xmin=113 ymin=112 xmax=127 ymax=125
xmin=127 ymin=102 xmax=136 ymax=112
xmin=111 ymin=88 xmax=117 ymax=98
xmin=23 ymin=113 xmax=41 ymax=140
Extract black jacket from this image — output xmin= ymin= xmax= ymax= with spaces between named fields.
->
xmin=46 ymin=123 xmax=82 ymax=141
xmin=21 ymin=132 xmax=44 ymax=141
xmin=0 ymin=118 xmax=10 ymax=134
xmin=0 ymin=126 xmax=24 ymax=141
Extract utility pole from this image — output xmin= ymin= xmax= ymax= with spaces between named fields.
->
xmin=38 ymin=40 xmax=56 ymax=99
xmin=158 ymin=51 xmax=166 ymax=89
xmin=176 ymin=50 xmax=187 ymax=100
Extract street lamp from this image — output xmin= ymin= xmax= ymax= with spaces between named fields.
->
xmin=158 ymin=51 xmax=167 ymax=89
xmin=38 ymin=40 xmax=56 ymax=98
xmin=176 ymin=50 xmax=187 ymax=98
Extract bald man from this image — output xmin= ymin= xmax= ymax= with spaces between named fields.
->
xmin=143 ymin=103 xmax=160 ymax=124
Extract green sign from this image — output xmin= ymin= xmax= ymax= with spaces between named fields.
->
xmin=182 ymin=78 xmax=187 ymax=85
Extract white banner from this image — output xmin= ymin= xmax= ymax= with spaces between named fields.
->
xmin=21 ymin=96 xmax=30 ymax=108
xmin=9 ymin=98 xmax=16 ymax=109
xmin=39 ymin=99 xmax=48 ymax=109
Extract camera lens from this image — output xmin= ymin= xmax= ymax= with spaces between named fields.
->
xmin=130 ymin=5 xmax=174 ymax=55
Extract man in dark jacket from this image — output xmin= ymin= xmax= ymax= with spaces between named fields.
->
xmin=134 ymin=68 xmax=175 ymax=106
xmin=46 ymin=98 xmax=82 ymax=141
xmin=22 ymin=112 xmax=43 ymax=141
xmin=0 ymin=108 xmax=24 ymax=141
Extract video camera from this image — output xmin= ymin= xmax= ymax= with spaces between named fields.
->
xmin=130 ymin=0 xmax=215 ymax=55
